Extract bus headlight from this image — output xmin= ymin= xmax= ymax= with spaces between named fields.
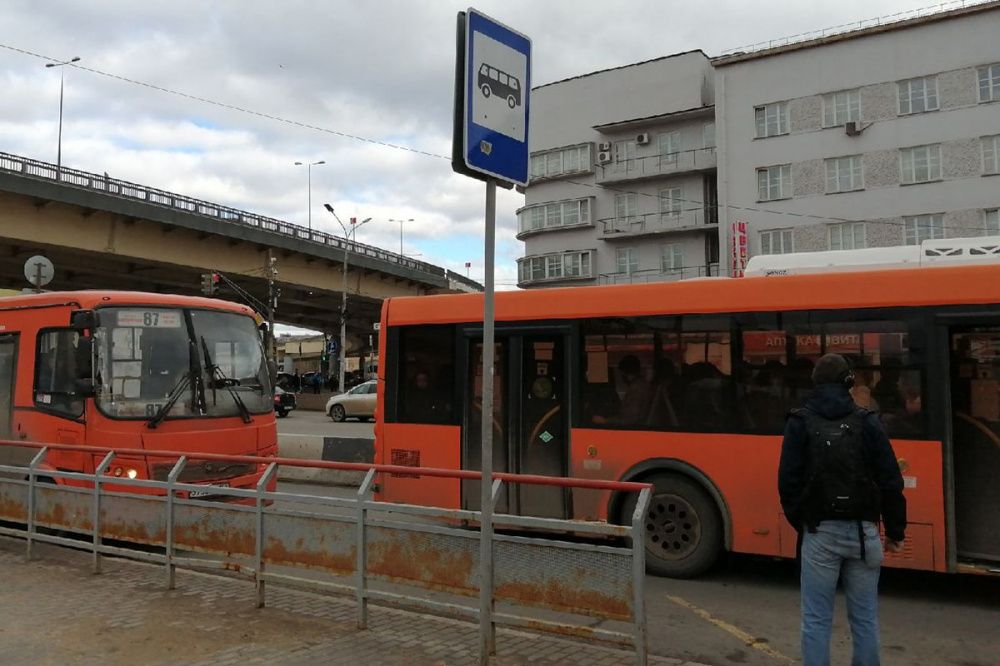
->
xmin=126 ymin=468 xmax=138 ymax=480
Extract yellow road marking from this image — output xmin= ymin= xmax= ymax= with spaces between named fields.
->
xmin=666 ymin=594 xmax=795 ymax=664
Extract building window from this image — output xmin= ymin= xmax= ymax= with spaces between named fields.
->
xmin=898 ymin=76 xmax=939 ymax=115
xmin=517 ymin=198 xmax=591 ymax=235
xmin=613 ymin=140 xmax=636 ymax=173
xmin=615 ymin=193 xmax=639 ymax=224
xmin=529 ymin=144 xmax=591 ymax=180
xmin=703 ymin=122 xmax=716 ymax=149
xmin=900 ymin=144 xmax=942 ymax=184
xmin=904 ymin=214 xmax=944 ymax=245
xmin=823 ymin=90 xmax=861 ymax=127
xmin=986 ymin=209 xmax=1000 ymax=235
xmin=979 ymin=64 xmax=1000 ymax=103
xmin=658 ymin=131 xmax=680 ymax=164
xmin=754 ymin=102 xmax=788 ymax=138
xmin=825 ymin=155 xmax=864 ymax=193
xmin=757 ymin=164 xmax=792 ymax=201
xmin=658 ymin=187 xmax=683 ymax=218
xmin=829 ymin=222 xmax=866 ymax=250
xmin=760 ymin=229 xmax=793 ymax=255
xmin=984 ymin=135 xmax=1000 ymax=175
xmin=518 ymin=251 xmax=593 ymax=283
xmin=661 ymin=244 xmax=683 ymax=272
xmin=616 ymin=247 xmax=638 ymax=275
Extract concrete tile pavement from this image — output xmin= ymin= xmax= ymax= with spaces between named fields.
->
xmin=0 ymin=536 xmax=712 ymax=666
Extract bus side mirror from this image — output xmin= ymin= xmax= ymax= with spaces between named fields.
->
xmin=75 ymin=336 xmax=96 ymax=397
xmin=70 ymin=309 xmax=97 ymax=332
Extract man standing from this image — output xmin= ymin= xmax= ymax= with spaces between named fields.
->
xmin=779 ymin=353 xmax=907 ymax=666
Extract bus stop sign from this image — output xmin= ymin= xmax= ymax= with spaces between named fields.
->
xmin=459 ymin=8 xmax=531 ymax=186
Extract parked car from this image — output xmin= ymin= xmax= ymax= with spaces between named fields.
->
xmin=325 ymin=380 xmax=377 ymax=422
xmin=274 ymin=386 xmax=297 ymax=418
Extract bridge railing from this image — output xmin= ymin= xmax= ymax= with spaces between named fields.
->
xmin=0 ymin=151 xmax=482 ymax=291
xmin=0 ymin=441 xmax=651 ymax=664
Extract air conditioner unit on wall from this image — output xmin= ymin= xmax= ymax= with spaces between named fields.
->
xmin=845 ymin=121 xmax=862 ymax=137
xmin=636 ymin=132 xmax=651 ymax=145
xmin=598 ymin=141 xmax=612 ymax=152
xmin=598 ymin=151 xmax=612 ymax=164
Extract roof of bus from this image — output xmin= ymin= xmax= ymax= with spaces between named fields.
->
xmin=383 ymin=263 xmax=1000 ymax=326
xmin=0 ymin=291 xmax=256 ymax=317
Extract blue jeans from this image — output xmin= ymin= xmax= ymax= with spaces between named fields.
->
xmin=800 ymin=520 xmax=884 ymax=666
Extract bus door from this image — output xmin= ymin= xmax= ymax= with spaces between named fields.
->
xmin=948 ymin=326 xmax=1000 ymax=564
xmin=0 ymin=334 xmax=27 ymax=469
xmin=461 ymin=331 xmax=569 ymax=519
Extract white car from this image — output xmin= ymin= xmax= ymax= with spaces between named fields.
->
xmin=325 ymin=380 xmax=378 ymax=422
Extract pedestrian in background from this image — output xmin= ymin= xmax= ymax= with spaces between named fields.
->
xmin=778 ymin=353 xmax=907 ymax=666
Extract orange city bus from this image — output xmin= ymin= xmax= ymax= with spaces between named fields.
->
xmin=0 ymin=291 xmax=276 ymax=497
xmin=373 ymin=262 xmax=1000 ymax=577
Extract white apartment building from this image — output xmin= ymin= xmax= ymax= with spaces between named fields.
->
xmin=518 ymin=2 xmax=1000 ymax=285
xmin=714 ymin=2 xmax=1000 ymax=270
xmin=517 ymin=51 xmax=719 ymax=288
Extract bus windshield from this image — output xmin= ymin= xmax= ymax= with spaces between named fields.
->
xmin=94 ymin=307 xmax=271 ymax=420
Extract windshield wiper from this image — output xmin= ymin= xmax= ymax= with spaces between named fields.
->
xmin=200 ymin=336 xmax=252 ymax=424
xmin=146 ymin=370 xmax=194 ymax=429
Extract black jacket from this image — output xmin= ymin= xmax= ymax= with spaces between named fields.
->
xmin=778 ymin=383 xmax=907 ymax=542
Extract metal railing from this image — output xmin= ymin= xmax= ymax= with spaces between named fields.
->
xmin=718 ymin=0 xmax=990 ymax=58
xmin=0 ymin=441 xmax=651 ymax=664
xmin=0 ymin=150 xmax=482 ymax=292
xmin=599 ymin=264 xmax=719 ymax=285
xmin=596 ymin=147 xmax=717 ymax=184
xmin=599 ymin=208 xmax=718 ymax=238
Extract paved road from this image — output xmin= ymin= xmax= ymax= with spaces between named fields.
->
xmin=276 ymin=482 xmax=1000 ymax=666
xmin=277 ymin=408 xmax=374 ymax=439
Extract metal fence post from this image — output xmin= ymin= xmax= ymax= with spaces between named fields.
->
xmin=486 ymin=477 xmax=504 ymax=655
xmin=25 ymin=447 xmax=49 ymax=561
xmin=356 ymin=468 xmax=377 ymax=630
xmin=255 ymin=462 xmax=277 ymax=608
xmin=92 ymin=452 xmax=115 ymax=575
xmin=164 ymin=456 xmax=187 ymax=590
xmin=631 ymin=488 xmax=651 ymax=666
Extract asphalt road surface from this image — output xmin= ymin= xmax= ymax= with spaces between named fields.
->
xmin=276 ymin=406 xmax=374 ymax=439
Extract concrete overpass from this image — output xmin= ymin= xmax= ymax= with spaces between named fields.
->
xmin=0 ymin=151 xmax=480 ymax=344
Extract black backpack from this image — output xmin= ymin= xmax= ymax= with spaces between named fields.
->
xmin=791 ymin=407 xmax=881 ymax=528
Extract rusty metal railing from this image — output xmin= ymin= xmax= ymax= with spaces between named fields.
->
xmin=0 ymin=441 xmax=652 ymax=665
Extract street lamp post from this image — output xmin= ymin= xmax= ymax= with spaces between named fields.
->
xmin=45 ymin=56 xmax=80 ymax=173
xmin=389 ymin=218 xmax=414 ymax=255
xmin=294 ymin=160 xmax=325 ymax=231
xmin=324 ymin=203 xmax=371 ymax=393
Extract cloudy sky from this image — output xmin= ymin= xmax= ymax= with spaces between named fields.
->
xmin=0 ymin=0 xmax=937 ymax=290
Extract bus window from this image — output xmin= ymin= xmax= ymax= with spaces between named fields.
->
xmin=397 ymin=325 xmax=455 ymax=424
xmin=480 ymin=63 xmax=488 ymax=76
xmin=677 ymin=325 xmax=734 ymax=432
xmin=35 ymin=329 xmax=84 ymax=418
xmin=741 ymin=329 xmax=789 ymax=433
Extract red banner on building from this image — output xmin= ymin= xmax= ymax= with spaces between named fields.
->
xmin=730 ymin=220 xmax=748 ymax=277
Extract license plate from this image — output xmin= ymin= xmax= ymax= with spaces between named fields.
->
xmin=189 ymin=483 xmax=230 ymax=498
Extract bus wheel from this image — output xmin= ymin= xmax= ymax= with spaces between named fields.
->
xmin=481 ymin=84 xmax=491 ymax=98
xmin=507 ymin=95 xmax=516 ymax=108
xmin=622 ymin=473 xmax=722 ymax=578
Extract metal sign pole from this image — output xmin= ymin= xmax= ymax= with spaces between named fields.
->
xmin=479 ymin=178 xmax=497 ymax=660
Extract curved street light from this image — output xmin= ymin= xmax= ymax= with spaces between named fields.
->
xmin=45 ymin=56 xmax=81 ymax=173
xmin=294 ymin=160 xmax=325 ymax=231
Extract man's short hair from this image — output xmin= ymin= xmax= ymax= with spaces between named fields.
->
xmin=812 ymin=353 xmax=850 ymax=385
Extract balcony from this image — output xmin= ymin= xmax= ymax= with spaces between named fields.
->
xmin=598 ymin=264 xmax=720 ymax=285
xmin=596 ymin=147 xmax=717 ymax=185
xmin=598 ymin=209 xmax=718 ymax=240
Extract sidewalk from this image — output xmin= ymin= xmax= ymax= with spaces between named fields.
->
xmin=0 ymin=536 xmax=710 ymax=666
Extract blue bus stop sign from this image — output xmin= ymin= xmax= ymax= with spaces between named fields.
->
xmin=462 ymin=8 xmax=531 ymax=186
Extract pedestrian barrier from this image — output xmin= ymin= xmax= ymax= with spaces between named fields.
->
xmin=0 ymin=441 xmax=652 ymax=665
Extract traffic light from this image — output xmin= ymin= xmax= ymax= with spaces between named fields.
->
xmin=200 ymin=272 xmax=220 ymax=296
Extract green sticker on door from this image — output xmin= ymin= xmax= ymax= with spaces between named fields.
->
xmin=539 ymin=431 xmax=553 ymax=444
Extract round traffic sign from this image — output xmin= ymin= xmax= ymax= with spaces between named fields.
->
xmin=23 ymin=255 xmax=55 ymax=288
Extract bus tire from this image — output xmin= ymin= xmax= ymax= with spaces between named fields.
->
xmin=622 ymin=473 xmax=722 ymax=578
xmin=481 ymin=84 xmax=491 ymax=98
xmin=507 ymin=95 xmax=516 ymax=109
